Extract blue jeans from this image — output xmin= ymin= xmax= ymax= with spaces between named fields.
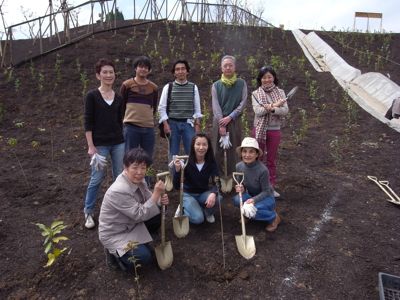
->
xmin=169 ymin=119 xmax=195 ymax=157
xmin=124 ymin=124 xmax=155 ymax=159
xmin=182 ymin=191 xmax=222 ymax=224
xmin=118 ymin=215 xmax=161 ymax=270
xmin=83 ymin=143 xmax=125 ymax=215
xmin=232 ymin=192 xmax=276 ymax=223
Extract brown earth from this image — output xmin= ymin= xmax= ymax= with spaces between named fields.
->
xmin=1 ymin=21 xmax=400 ymax=299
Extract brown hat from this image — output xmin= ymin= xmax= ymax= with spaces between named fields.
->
xmin=236 ymin=137 xmax=263 ymax=157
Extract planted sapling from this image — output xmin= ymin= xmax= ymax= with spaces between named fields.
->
xmin=35 ymin=220 xmax=69 ymax=267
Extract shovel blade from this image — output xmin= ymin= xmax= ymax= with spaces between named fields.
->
xmin=220 ymin=177 xmax=233 ymax=193
xmin=165 ymin=177 xmax=173 ymax=192
xmin=235 ymin=234 xmax=256 ymax=259
xmin=172 ymin=216 xmax=189 ymax=238
xmin=155 ymin=241 xmax=173 ymax=270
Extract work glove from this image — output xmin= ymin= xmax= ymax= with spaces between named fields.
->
xmin=168 ymin=155 xmax=185 ymax=169
xmin=219 ymin=132 xmax=232 ymax=149
xmin=90 ymin=153 xmax=107 ymax=171
xmin=242 ymin=202 xmax=257 ymax=219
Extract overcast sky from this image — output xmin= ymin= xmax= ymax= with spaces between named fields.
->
xmin=1 ymin=0 xmax=398 ymax=34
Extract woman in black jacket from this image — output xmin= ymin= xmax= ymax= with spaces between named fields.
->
xmin=173 ymin=133 xmax=221 ymax=224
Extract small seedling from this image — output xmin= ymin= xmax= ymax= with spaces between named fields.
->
xmin=7 ymin=138 xmax=29 ymax=186
xmin=35 ymin=220 xmax=69 ymax=267
xmin=14 ymin=121 xmax=24 ymax=128
xmin=124 ymin=241 xmax=142 ymax=299
xmin=201 ymin=99 xmax=210 ymax=132
xmin=14 ymin=78 xmax=21 ymax=93
xmin=80 ymin=71 xmax=89 ymax=96
xmin=31 ymin=141 xmax=40 ymax=148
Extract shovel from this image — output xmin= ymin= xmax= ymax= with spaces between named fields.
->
xmin=367 ymin=175 xmax=400 ymax=205
xmin=379 ymin=180 xmax=400 ymax=204
xmin=164 ymin=134 xmax=174 ymax=192
xmin=233 ymin=172 xmax=256 ymax=260
xmin=154 ymin=172 xmax=173 ymax=270
xmin=220 ymin=149 xmax=233 ymax=193
xmin=173 ymin=155 xmax=190 ymax=238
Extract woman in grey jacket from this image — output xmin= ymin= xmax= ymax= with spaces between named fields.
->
xmin=99 ymin=148 xmax=169 ymax=271
xmin=251 ymin=66 xmax=289 ymax=197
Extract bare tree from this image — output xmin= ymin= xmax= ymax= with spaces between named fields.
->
xmin=21 ymin=6 xmax=37 ymax=39
xmin=0 ymin=0 xmax=6 ymax=57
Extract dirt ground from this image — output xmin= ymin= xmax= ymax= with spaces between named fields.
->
xmin=1 ymin=21 xmax=400 ymax=299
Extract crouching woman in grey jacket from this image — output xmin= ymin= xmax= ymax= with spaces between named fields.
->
xmin=99 ymin=147 xmax=169 ymax=271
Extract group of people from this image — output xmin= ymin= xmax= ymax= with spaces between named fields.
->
xmin=83 ymin=55 xmax=289 ymax=271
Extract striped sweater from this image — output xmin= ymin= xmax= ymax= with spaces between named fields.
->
xmin=120 ymin=78 xmax=158 ymax=128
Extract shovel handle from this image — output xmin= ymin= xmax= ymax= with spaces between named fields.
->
xmin=223 ymin=150 xmax=228 ymax=177
xmin=238 ymin=190 xmax=247 ymax=237
xmin=175 ymin=155 xmax=189 ymax=160
xmin=161 ymin=205 xmax=166 ymax=245
xmin=232 ymin=172 xmax=245 ymax=185
xmin=156 ymin=171 xmax=170 ymax=179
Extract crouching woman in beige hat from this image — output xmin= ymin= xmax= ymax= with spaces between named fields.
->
xmin=233 ymin=137 xmax=281 ymax=232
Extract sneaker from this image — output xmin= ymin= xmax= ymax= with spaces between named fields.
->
xmin=206 ymin=214 xmax=215 ymax=223
xmin=273 ymin=190 xmax=281 ymax=198
xmin=266 ymin=213 xmax=281 ymax=232
xmin=85 ymin=214 xmax=95 ymax=229
xmin=104 ymin=249 xmax=127 ymax=272
xmin=174 ymin=205 xmax=181 ymax=217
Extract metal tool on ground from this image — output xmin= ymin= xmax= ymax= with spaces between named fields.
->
xmin=233 ymin=172 xmax=256 ymax=260
xmin=378 ymin=180 xmax=400 ymax=206
xmin=367 ymin=175 xmax=400 ymax=205
xmin=215 ymin=176 xmax=226 ymax=269
xmin=173 ymin=155 xmax=189 ymax=238
xmin=164 ymin=134 xmax=173 ymax=192
xmin=379 ymin=180 xmax=400 ymax=203
xmin=154 ymin=171 xmax=173 ymax=270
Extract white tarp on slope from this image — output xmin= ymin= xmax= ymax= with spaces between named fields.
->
xmin=349 ymin=73 xmax=400 ymax=131
xmin=291 ymin=29 xmax=324 ymax=72
xmin=292 ymin=29 xmax=400 ymax=133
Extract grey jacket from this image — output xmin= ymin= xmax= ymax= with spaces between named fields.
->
xmin=98 ymin=173 xmax=160 ymax=256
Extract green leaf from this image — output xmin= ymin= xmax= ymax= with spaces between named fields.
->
xmin=35 ymin=223 xmax=47 ymax=231
xmin=43 ymin=236 xmax=50 ymax=245
xmin=45 ymin=253 xmax=55 ymax=267
xmin=52 ymin=224 xmax=67 ymax=232
xmin=50 ymin=220 xmax=64 ymax=229
xmin=44 ymin=242 xmax=52 ymax=254
xmin=53 ymin=248 xmax=62 ymax=258
xmin=52 ymin=236 xmax=68 ymax=243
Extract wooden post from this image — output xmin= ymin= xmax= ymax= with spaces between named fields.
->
xmin=354 ymin=12 xmax=383 ymax=32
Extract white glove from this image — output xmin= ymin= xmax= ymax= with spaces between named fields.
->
xmin=242 ymin=202 xmax=257 ymax=219
xmin=90 ymin=153 xmax=107 ymax=171
xmin=219 ymin=132 xmax=232 ymax=149
xmin=168 ymin=155 xmax=184 ymax=169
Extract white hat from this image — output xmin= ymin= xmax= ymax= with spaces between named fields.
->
xmin=236 ymin=137 xmax=263 ymax=157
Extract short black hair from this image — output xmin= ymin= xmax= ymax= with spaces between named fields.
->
xmin=133 ymin=56 xmax=152 ymax=71
xmin=95 ymin=58 xmax=115 ymax=74
xmin=256 ymin=65 xmax=279 ymax=87
xmin=171 ymin=60 xmax=190 ymax=74
xmin=123 ymin=148 xmax=152 ymax=168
